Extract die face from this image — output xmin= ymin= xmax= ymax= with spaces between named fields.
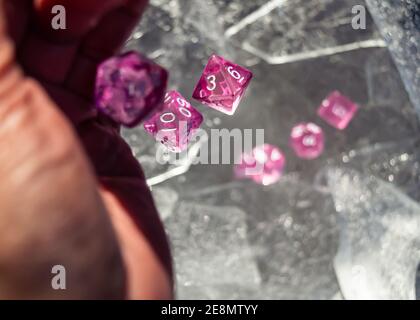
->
xmin=144 ymin=91 xmax=203 ymax=152
xmin=192 ymin=55 xmax=253 ymax=115
xmin=317 ymin=91 xmax=358 ymax=130
xmin=95 ymin=51 xmax=168 ymax=127
xmin=290 ymin=123 xmax=325 ymax=160
xmin=235 ymin=144 xmax=286 ymax=186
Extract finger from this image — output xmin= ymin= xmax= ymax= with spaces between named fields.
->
xmin=82 ymin=0 xmax=149 ymax=60
xmin=18 ymin=32 xmax=79 ymax=83
xmin=0 ymin=79 xmax=127 ymax=300
xmin=0 ymin=1 xmax=23 ymax=100
xmin=76 ymin=119 xmax=173 ymax=283
xmin=66 ymin=0 xmax=149 ymax=99
xmin=3 ymin=0 xmax=31 ymax=47
xmin=34 ymin=0 xmax=124 ymax=40
xmin=19 ymin=0 xmax=148 ymax=88
xmin=17 ymin=0 xmax=121 ymax=83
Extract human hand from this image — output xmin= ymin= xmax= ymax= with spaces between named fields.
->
xmin=0 ymin=0 xmax=172 ymax=299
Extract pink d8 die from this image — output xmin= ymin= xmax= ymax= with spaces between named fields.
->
xmin=290 ymin=123 xmax=325 ymax=160
xmin=317 ymin=91 xmax=359 ymax=130
xmin=95 ymin=51 xmax=168 ymax=127
xmin=144 ymin=91 xmax=203 ymax=153
xmin=192 ymin=55 xmax=253 ymax=115
xmin=234 ymin=144 xmax=286 ymax=186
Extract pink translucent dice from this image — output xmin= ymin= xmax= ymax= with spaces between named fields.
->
xmin=144 ymin=91 xmax=203 ymax=153
xmin=192 ymin=55 xmax=253 ymax=115
xmin=95 ymin=51 xmax=168 ymax=127
xmin=234 ymin=144 xmax=286 ymax=186
xmin=317 ymin=91 xmax=359 ymax=130
xmin=290 ymin=123 xmax=325 ymax=160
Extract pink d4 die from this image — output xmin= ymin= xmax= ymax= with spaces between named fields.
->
xmin=234 ymin=144 xmax=286 ymax=186
xmin=95 ymin=51 xmax=168 ymax=127
xmin=144 ymin=91 xmax=203 ymax=153
xmin=290 ymin=122 xmax=325 ymax=160
xmin=317 ymin=91 xmax=359 ymax=130
xmin=192 ymin=55 xmax=253 ymax=115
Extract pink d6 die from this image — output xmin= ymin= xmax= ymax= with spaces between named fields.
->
xmin=95 ymin=51 xmax=168 ymax=127
xmin=144 ymin=91 xmax=203 ymax=152
xmin=234 ymin=144 xmax=286 ymax=186
xmin=317 ymin=91 xmax=359 ymax=130
xmin=192 ymin=55 xmax=253 ymax=115
xmin=290 ymin=123 xmax=325 ymax=160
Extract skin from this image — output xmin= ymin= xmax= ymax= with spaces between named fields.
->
xmin=0 ymin=0 xmax=172 ymax=299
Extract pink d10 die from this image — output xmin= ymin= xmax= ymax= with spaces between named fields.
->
xmin=192 ymin=55 xmax=253 ymax=115
xmin=144 ymin=91 xmax=203 ymax=153
xmin=234 ymin=144 xmax=286 ymax=186
xmin=317 ymin=91 xmax=359 ymax=130
xmin=95 ymin=51 xmax=168 ymax=127
xmin=290 ymin=123 xmax=325 ymax=160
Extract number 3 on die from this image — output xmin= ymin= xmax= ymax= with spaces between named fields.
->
xmin=206 ymin=75 xmax=217 ymax=91
xmin=192 ymin=54 xmax=253 ymax=115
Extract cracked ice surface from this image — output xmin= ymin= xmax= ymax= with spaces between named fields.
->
xmin=366 ymin=0 xmax=420 ymax=118
xmin=365 ymin=50 xmax=413 ymax=109
xmin=325 ymin=138 xmax=420 ymax=202
xmin=227 ymin=0 xmax=383 ymax=64
xmin=164 ymin=202 xmax=262 ymax=299
xmin=121 ymin=0 xmax=420 ymax=299
xmin=323 ymin=168 xmax=420 ymax=300
xmin=181 ymin=179 xmax=340 ymax=299
xmin=314 ymin=138 xmax=420 ymax=299
xmin=151 ymin=186 xmax=179 ymax=221
xmin=125 ymin=0 xmax=234 ymax=88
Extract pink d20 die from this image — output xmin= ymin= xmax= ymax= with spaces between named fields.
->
xmin=317 ymin=91 xmax=359 ymax=130
xmin=192 ymin=55 xmax=253 ymax=115
xmin=290 ymin=123 xmax=325 ymax=160
xmin=95 ymin=51 xmax=168 ymax=127
xmin=234 ymin=144 xmax=286 ymax=186
xmin=144 ymin=91 xmax=203 ymax=153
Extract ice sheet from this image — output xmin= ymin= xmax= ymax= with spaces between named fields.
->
xmin=164 ymin=202 xmax=261 ymax=299
xmin=324 ymin=167 xmax=420 ymax=299
xmin=121 ymin=0 xmax=420 ymax=299
xmin=366 ymin=0 xmax=420 ymax=118
xmin=321 ymin=139 xmax=420 ymax=201
xmin=151 ymin=186 xmax=179 ymax=220
xmin=227 ymin=0 xmax=383 ymax=64
xmin=182 ymin=179 xmax=340 ymax=299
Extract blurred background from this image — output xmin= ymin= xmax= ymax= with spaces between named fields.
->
xmin=123 ymin=0 xmax=420 ymax=299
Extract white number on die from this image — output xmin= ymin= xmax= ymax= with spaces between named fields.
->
xmin=227 ymin=66 xmax=245 ymax=83
xmin=160 ymin=112 xmax=177 ymax=132
xmin=164 ymin=93 xmax=172 ymax=103
xmin=175 ymin=97 xmax=192 ymax=117
xmin=160 ymin=112 xmax=176 ymax=124
xmin=206 ymin=75 xmax=217 ymax=91
xmin=179 ymin=108 xmax=192 ymax=118
xmin=177 ymin=97 xmax=190 ymax=107
xmin=159 ymin=105 xmax=191 ymax=132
